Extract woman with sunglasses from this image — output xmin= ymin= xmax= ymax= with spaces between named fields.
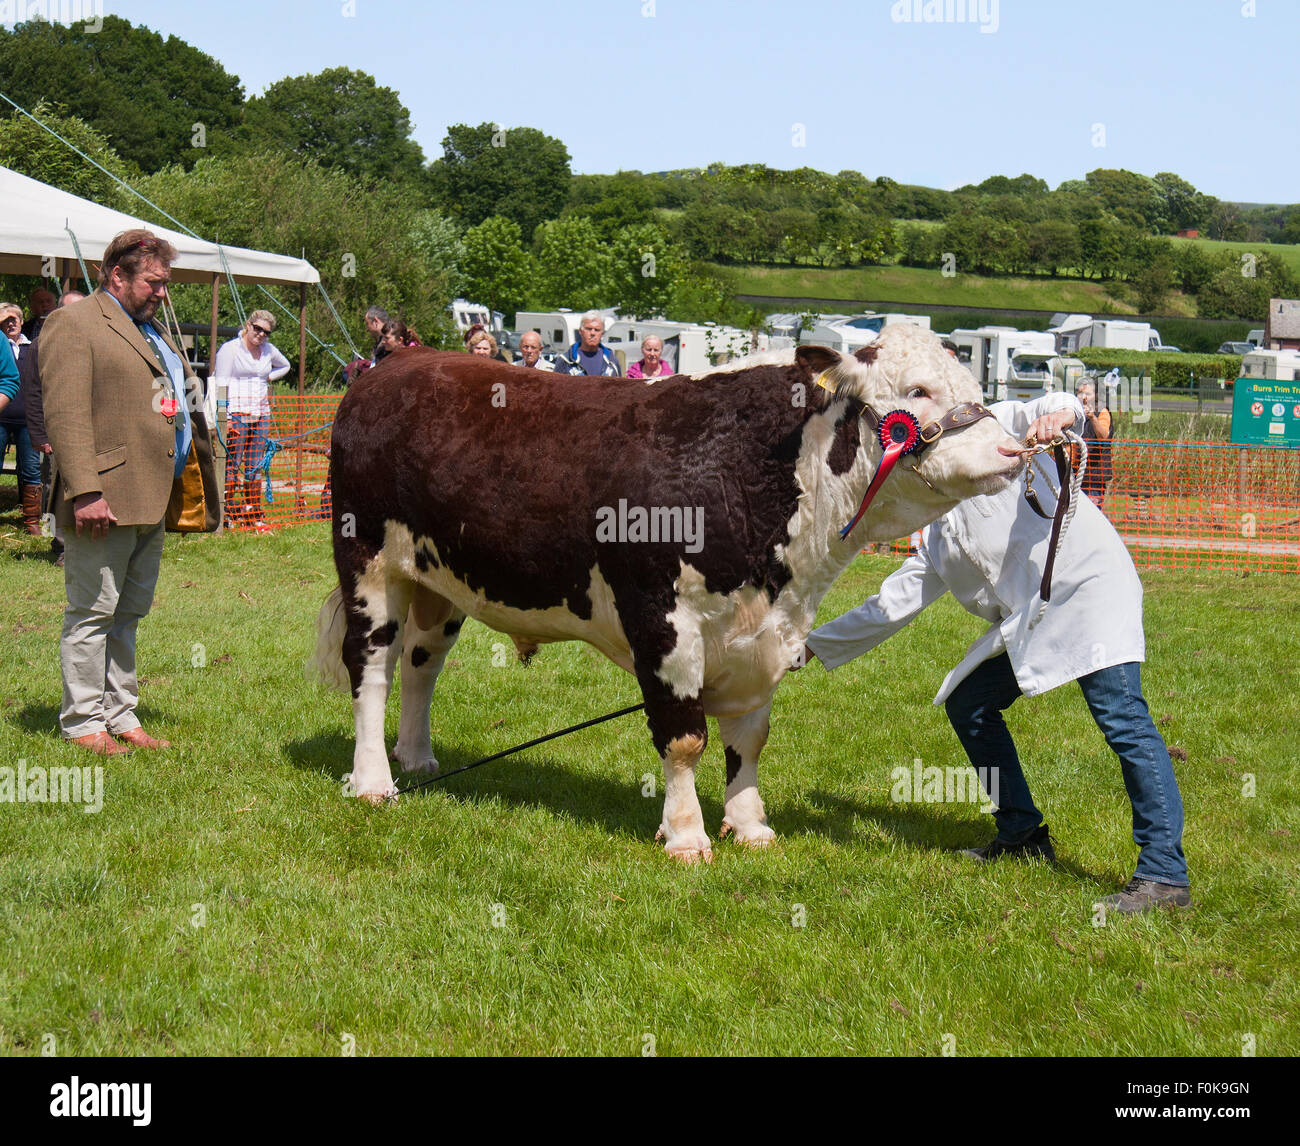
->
xmin=213 ymin=309 xmax=290 ymax=528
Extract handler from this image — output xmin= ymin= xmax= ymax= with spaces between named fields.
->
xmin=804 ymin=392 xmax=1190 ymax=915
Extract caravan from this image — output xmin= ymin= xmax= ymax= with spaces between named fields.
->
xmin=798 ymin=312 xmax=931 ymax=355
xmin=948 ymin=326 xmax=1065 ymax=401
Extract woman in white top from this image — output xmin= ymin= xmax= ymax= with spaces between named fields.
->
xmin=214 ymin=309 xmax=290 ymax=526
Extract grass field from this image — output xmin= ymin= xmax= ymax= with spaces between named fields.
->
xmin=1 ymin=521 xmax=1296 ymax=1057
xmin=718 ymin=263 xmax=1155 ymax=315
xmin=1169 ymin=236 xmax=1300 ymax=278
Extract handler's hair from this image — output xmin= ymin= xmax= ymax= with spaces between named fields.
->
xmin=98 ymin=229 xmax=178 ymax=286
xmin=246 ymin=309 xmax=277 ymax=333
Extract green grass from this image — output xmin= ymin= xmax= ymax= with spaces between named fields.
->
xmin=0 ymin=520 xmax=1296 ymax=1056
xmin=718 ymin=263 xmax=1186 ymax=316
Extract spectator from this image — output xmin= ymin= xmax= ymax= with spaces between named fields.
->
xmin=0 ymin=302 xmax=41 ymax=534
xmin=41 ymin=228 xmax=220 ymax=754
xmin=1076 ymin=380 xmax=1113 ymax=508
xmin=626 ymin=335 xmax=672 ymax=380
xmin=553 ymin=311 xmax=620 ymax=376
xmin=466 ymin=328 xmax=499 ymax=359
xmin=0 ymin=328 xmax=33 ymax=530
xmin=805 ymin=393 xmax=1189 ymax=916
xmin=515 ymin=330 xmax=554 ymax=371
xmin=464 ymin=322 xmax=508 ymax=362
xmin=22 ymin=287 xmax=57 ymax=340
xmin=19 ymin=290 xmax=86 ymax=563
xmin=213 ymin=310 xmax=290 ymax=528
xmin=344 ymin=305 xmax=389 ymax=385
xmin=375 ymin=319 xmax=420 ymax=364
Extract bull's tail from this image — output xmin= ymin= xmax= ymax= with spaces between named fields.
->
xmin=307 ymin=585 xmax=351 ymax=693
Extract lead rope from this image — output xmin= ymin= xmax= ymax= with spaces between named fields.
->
xmin=1023 ymin=431 xmax=1086 ymax=624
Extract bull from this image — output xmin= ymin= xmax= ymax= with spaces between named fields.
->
xmin=311 ymin=325 xmax=1024 ymax=861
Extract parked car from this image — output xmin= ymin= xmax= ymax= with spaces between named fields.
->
xmin=1150 ymin=345 xmax=1182 ymax=352
xmin=1217 ymin=341 xmax=1254 ymax=355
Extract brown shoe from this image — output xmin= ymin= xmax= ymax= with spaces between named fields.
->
xmin=114 ymin=727 xmax=172 ymax=750
xmin=21 ymin=483 xmax=44 ymax=536
xmin=68 ymin=731 xmax=132 ymax=756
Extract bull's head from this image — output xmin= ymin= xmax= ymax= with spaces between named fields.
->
xmin=796 ymin=325 xmax=1024 ymax=543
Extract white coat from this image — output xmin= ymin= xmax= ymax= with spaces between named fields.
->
xmin=806 ymin=393 xmax=1146 ymax=704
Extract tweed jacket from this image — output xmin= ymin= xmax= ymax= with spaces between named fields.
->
xmin=40 ymin=290 xmax=219 ymax=530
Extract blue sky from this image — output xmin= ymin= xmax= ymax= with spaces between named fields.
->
xmin=45 ymin=0 xmax=1300 ymax=203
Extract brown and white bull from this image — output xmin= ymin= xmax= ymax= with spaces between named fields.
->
xmin=312 ymin=324 xmax=1024 ymax=861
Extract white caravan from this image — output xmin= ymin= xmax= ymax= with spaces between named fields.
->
xmin=1240 ymin=349 xmax=1300 ymax=381
xmin=948 ymin=326 xmax=1059 ymax=401
xmin=604 ymin=318 xmax=764 ymax=374
xmin=1048 ymin=314 xmax=1171 ymax=353
xmin=798 ymin=311 xmax=931 ymax=355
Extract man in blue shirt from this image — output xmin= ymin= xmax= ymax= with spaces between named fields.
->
xmin=553 ymin=311 xmax=621 ymax=376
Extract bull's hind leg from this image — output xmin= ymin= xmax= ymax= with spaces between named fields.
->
xmin=392 ymin=584 xmax=465 ymax=775
xmin=341 ymin=567 xmax=412 ymax=804
xmin=717 ymin=702 xmax=777 ymax=847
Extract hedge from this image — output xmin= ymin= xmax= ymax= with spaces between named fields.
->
xmin=1075 ymin=348 xmax=1243 ymax=388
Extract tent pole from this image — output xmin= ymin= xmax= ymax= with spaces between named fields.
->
xmin=296 ymin=282 xmax=306 ymax=515
xmin=211 ymin=274 xmax=225 ymax=535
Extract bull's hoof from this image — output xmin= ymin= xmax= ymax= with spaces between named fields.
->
xmin=393 ymin=751 xmax=439 ymax=775
xmin=656 ymin=826 xmax=714 ymax=864
xmin=342 ymin=773 xmax=399 ymax=805
xmin=720 ymin=819 xmax=776 ymax=848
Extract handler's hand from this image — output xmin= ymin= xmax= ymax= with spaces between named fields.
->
xmin=1025 ymin=408 xmax=1077 ymax=447
xmin=789 ymin=645 xmax=816 ymax=671
xmin=73 ymin=493 xmax=117 ymax=540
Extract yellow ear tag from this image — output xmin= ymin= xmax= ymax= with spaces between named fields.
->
xmin=814 ymin=370 xmax=838 ymax=394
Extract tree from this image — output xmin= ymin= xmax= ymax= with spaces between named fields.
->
xmin=1027 ymin=220 xmax=1080 ymax=277
xmin=460 ymin=216 xmax=529 ymax=319
xmin=531 ymin=217 xmax=612 ymax=311
xmin=240 ymin=67 xmax=425 ymax=186
xmin=409 ymin=210 xmax=466 ymax=300
xmin=1196 ymin=252 xmax=1300 ymax=320
xmin=0 ymin=16 xmax=243 ymax=172
xmin=430 ymin=123 xmax=571 ymax=239
xmin=0 ymin=102 xmax=134 ymax=206
xmin=1153 ymin=172 xmax=1210 ymax=233
xmin=606 ymin=224 xmax=686 ymax=318
xmin=564 ymin=171 xmax=655 ymax=239
xmin=1083 ymin=169 xmax=1166 ymax=231
xmin=133 ymin=151 xmax=459 ymax=383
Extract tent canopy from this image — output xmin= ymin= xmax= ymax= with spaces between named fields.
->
xmin=0 ymin=165 xmax=320 ymax=287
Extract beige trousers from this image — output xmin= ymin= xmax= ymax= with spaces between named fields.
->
xmin=59 ymin=521 xmax=165 ymax=738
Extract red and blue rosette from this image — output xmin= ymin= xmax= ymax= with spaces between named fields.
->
xmin=840 ymin=410 xmax=923 ymax=539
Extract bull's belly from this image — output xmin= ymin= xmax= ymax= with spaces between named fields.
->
xmin=381 ymin=523 xmax=803 ymax=718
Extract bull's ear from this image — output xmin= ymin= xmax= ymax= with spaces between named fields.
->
xmin=795 ymin=344 xmax=841 ymax=379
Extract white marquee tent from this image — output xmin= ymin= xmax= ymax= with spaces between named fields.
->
xmin=0 ymin=164 xmax=319 ymax=285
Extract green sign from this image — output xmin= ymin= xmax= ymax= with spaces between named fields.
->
xmin=1230 ymin=378 xmax=1300 ymax=447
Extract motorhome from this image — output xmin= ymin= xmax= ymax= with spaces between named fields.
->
xmin=1240 ymin=349 xmax=1300 ymax=382
xmin=604 ymin=318 xmax=763 ymax=374
xmin=1048 ymin=314 xmax=1172 ymax=353
xmin=948 ymin=326 xmax=1059 ymax=401
xmin=513 ymin=308 xmax=612 ymax=354
xmin=798 ymin=311 xmax=931 ymax=355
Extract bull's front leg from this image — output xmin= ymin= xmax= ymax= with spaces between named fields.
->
xmin=717 ymin=701 xmax=776 ymax=847
xmin=636 ymin=667 xmax=712 ymax=864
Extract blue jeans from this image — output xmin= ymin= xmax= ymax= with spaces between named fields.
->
xmin=944 ymin=653 xmax=1188 ymax=885
xmin=0 ymin=422 xmax=41 ymax=485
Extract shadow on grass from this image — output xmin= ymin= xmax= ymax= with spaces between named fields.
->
xmin=283 ymin=728 xmax=671 ymax=841
xmin=283 ymin=729 xmax=1107 ymax=884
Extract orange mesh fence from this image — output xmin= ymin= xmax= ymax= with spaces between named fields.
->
xmin=1099 ymin=439 xmax=1299 ymax=574
xmin=218 ymin=396 xmax=339 ymax=532
xmin=226 ymin=411 xmax=1299 ymax=574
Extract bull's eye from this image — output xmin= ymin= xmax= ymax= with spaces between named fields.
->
xmin=907 ymin=387 xmax=929 ymax=399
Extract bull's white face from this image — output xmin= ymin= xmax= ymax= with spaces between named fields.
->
xmin=844 ymin=325 xmax=1024 ymax=541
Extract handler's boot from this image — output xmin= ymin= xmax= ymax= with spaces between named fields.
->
xmin=961 ymin=823 xmax=1056 ymax=863
xmin=20 ymin=483 xmax=43 ymax=536
xmin=1101 ymin=877 xmax=1191 ymax=914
